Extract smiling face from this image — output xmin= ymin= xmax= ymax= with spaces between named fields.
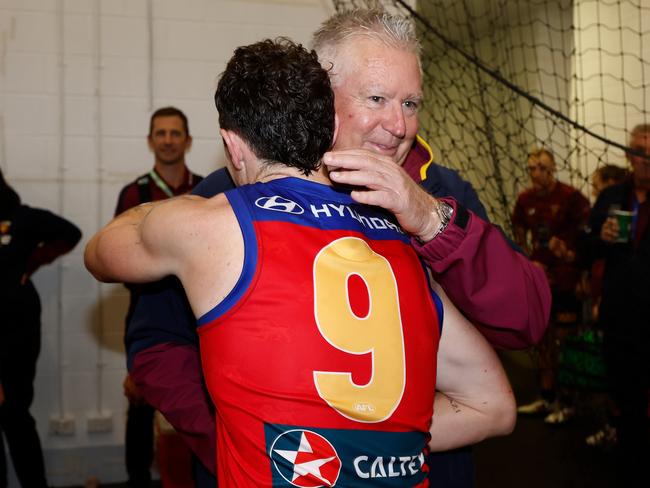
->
xmin=148 ymin=115 xmax=192 ymax=167
xmin=330 ymin=38 xmax=422 ymax=166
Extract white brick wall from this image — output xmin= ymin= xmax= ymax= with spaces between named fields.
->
xmin=0 ymin=0 xmax=332 ymax=485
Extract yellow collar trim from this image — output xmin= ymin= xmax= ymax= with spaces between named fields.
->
xmin=417 ymin=135 xmax=434 ymax=181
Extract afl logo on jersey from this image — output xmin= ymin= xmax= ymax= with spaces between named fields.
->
xmin=269 ymin=429 xmax=342 ymax=487
xmin=255 ymin=196 xmax=304 ymax=215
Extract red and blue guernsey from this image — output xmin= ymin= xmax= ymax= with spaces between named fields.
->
xmin=197 ymin=177 xmax=443 ymax=487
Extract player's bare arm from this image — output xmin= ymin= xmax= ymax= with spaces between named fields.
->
xmin=428 ymin=282 xmax=516 ymax=452
xmin=85 ymin=194 xmax=242 ymax=317
xmin=86 ymin=195 xmax=201 ymax=283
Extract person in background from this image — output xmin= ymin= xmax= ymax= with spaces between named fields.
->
xmin=127 ymin=9 xmax=551 ymax=488
xmin=591 ymin=164 xmax=629 ymax=200
xmin=513 ymin=148 xmax=590 ymax=424
xmin=0 ymin=168 xmax=82 ymax=488
xmin=114 ymin=106 xmax=202 ymax=488
xmin=586 ymin=164 xmax=629 ymax=319
xmin=581 ymin=124 xmax=650 ymax=485
xmin=582 ymin=164 xmax=628 ymax=448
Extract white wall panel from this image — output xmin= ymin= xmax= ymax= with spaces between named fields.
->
xmin=5 ymin=94 xmax=59 ymax=134
xmin=100 ymin=56 xmax=149 ymax=97
xmin=63 ymin=13 xmax=93 ymax=55
xmin=4 ymin=52 xmax=58 ymax=93
xmin=7 ymin=10 xmax=58 ymax=53
xmin=100 ymin=16 xmax=148 ymax=57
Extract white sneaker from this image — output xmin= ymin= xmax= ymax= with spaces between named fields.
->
xmin=517 ymin=399 xmax=551 ymax=415
xmin=544 ymin=406 xmax=575 ymax=424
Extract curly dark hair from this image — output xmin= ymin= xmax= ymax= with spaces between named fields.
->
xmin=215 ymin=38 xmax=335 ymax=176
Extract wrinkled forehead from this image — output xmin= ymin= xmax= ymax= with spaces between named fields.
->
xmin=331 ymin=36 xmax=421 ymax=84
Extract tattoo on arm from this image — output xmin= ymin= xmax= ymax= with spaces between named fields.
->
xmin=448 ymin=398 xmax=461 ymax=414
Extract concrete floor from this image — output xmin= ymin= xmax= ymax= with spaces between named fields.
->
xmin=474 ymin=350 xmax=617 ymax=488
xmin=63 ymin=350 xmax=619 ymax=488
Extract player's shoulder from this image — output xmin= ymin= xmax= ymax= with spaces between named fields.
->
xmin=146 ymin=194 xmax=235 ymax=252
xmin=181 ymin=193 xmax=235 ymax=233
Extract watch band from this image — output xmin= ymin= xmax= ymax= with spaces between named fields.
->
xmin=430 ymin=200 xmax=454 ymax=240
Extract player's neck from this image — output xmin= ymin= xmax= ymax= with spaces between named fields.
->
xmin=255 ymin=164 xmax=331 ymax=186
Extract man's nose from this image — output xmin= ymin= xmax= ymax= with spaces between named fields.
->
xmin=162 ymin=132 xmax=174 ymax=144
xmin=383 ymin=103 xmax=406 ymax=138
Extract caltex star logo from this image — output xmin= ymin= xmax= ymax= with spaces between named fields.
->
xmin=269 ymin=429 xmax=342 ymax=487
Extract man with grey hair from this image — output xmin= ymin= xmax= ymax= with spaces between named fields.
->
xmin=125 ymin=8 xmax=550 ymax=488
xmin=313 ymin=9 xmax=549 ymax=347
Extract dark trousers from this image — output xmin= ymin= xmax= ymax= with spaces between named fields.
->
xmin=125 ymin=402 xmax=155 ymax=487
xmin=0 ymin=303 xmax=47 ymax=488
xmin=427 ymin=446 xmax=475 ymax=488
xmin=193 ymin=455 xmax=216 ymax=488
xmin=604 ymin=333 xmax=650 ymax=486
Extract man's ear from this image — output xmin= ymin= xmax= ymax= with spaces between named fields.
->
xmin=184 ymin=135 xmax=193 ymax=153
xmin=220 ymin=129 xmax=244 ymax=171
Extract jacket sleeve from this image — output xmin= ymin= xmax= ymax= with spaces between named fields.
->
xmin=412 ymin=198 xmax=551 ymax=349
xmin=23 ymin=207 xmax=82 ymax=281
xmin=131 ymin=342 xmax=216 ymax=473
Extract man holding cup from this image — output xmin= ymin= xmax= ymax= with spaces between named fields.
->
xmin=583 ymin=123 xmax=650 ymax=486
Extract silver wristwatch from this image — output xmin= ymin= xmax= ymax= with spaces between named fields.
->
xmin=431 ymin=200 xmax=454 ymax=239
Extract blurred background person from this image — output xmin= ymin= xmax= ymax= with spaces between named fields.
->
xmin=581 ymin=124 xmax=650 ymax=485
xmin=0 ymin=168 xmax=81 ymax=488
xmin=581 ymin=164 xmax=628 ymax=448
xmin=585 ymin=164 xmax=629 ymax=321
xmin=512 ymin=148 xmax=590 ymax=424
xmin=114 ymin=106 xmax=202 ymax=488
xmin=591 ymin=164 xmax=629 ymax=200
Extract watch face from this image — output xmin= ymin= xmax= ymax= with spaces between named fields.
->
xmin=439 ymin=202 xmax=453 ymax=223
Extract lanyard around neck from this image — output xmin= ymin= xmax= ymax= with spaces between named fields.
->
xmin=148 ymin=170 xmax=175 ymax=198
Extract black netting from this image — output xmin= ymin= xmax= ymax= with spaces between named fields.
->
xmin=332 ymin=0 xmax=649 ymax=232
